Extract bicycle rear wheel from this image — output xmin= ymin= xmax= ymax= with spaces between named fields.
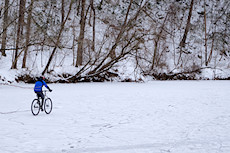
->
xmin=31 ymin=99 xmax=40 ymax=116
xmin=44 ymin=98 xmax=52 ymax=114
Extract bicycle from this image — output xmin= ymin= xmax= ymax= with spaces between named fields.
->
xmin=31 ymin=90 xmax=53 ymax=116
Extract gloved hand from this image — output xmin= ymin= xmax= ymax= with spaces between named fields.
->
xmin=49 ymin=89 xmax=52 ymax=92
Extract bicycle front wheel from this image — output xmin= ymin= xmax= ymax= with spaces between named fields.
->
xmin=31 ymin=99 xmax=40 ymax=116
xmin=44 ymin=98 xmax=52 ymax=114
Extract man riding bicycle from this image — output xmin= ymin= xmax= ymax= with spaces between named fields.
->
xmin=34 ymin=76 xmax=52 ymax=111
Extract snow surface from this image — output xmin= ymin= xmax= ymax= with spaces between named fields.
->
xmin=1 ymin=81 xmax=230 ymax=153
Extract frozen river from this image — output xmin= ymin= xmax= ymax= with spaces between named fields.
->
xmin=0 ymin=81 xmax=230 ymax=153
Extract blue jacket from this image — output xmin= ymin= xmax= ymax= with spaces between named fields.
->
xmin=34 ymin=80 xmax=49 ymax=92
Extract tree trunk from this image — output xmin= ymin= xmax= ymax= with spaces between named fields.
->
xmin=12 ymin=0 xmax=26 ymax=69
xmin=72 ymin=21 xmax=76 ymax=66
xmin=61 ymin=0 xmax=65 ymax=23
xmin=76 ymin=0 xmax=86 ymax=67
xmin=1 ymin=0 xmax=9 ymax=57
xmin=207 ymin=37 xmax=214 ymax=65
xmin=179 ymin=0 xmax=194 ymax=48
xmin=177 ymin=0 xmax=194 ymax=66
xmin=151 ymin=40 xmax=158 ymax=69
xmin=91 ymin=0 xmax=96 ymax=52
xmin=22 ymin=0 xmax=34 ymax=68
xmin=204 ymin=0 xmax=208 ymax=66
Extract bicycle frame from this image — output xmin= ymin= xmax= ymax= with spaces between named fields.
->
xmin=43 ymin=90 xmax=50 ymax=98
xmin=36 ymin=90 xmax=50 ymax=100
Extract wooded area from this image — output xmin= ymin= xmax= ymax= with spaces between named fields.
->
xmin=0 ymin=0 xmax=230 ymax=82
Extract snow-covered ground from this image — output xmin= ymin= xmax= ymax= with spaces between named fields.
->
xmin=1 ymin=81 xmax=230 ymax=153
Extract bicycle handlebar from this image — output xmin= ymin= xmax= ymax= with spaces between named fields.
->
xmin=43 ymin=90 xmax=51 ymax=92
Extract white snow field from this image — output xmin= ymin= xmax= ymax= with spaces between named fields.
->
xmin=1 ymin=81 xmax=230 ymax=153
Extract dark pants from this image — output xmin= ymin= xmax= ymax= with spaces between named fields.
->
xmin=35 ymin=91 xmax=44 ymax=108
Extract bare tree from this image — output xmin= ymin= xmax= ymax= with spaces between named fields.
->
xmin=86 ymin=0 xmax=145 ymax=76
xmin=151 ymin=12 xmax=168 ymax=70
xmin=42 ymin=0 xmax=73 ymax=75
xmin=1 ymin=0 xmax=9 ymax=56
xmin=179 ymin=0 xmax=194 ymax=48
xmin=178 ymin=0 xmax=194 ymax=65
xmin=204 ymin=0 xmax=208 ymax=66
xmin=109 ymin=0 xmax=133 ymax=59
xmin=12 ymin=0 xmax=26 ymax=69
xmin=76 ymin=0 xmax=86 ymax=67
xmin=22 ymin=0 xmax=34 ymax=68
xmin=90 ymin=0 xmax=96 ymax=52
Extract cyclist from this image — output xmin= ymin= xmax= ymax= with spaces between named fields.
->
xmin=34 ymin=76 xmax=52 ymax=111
